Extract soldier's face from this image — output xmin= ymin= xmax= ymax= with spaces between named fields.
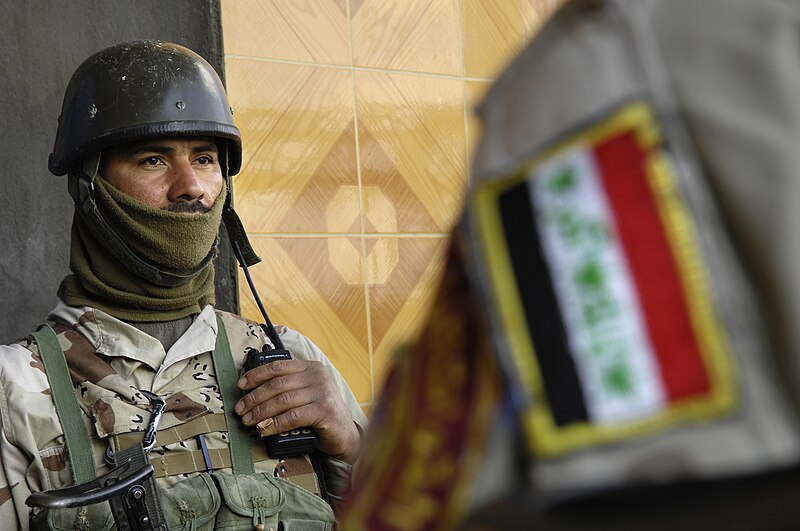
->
xmin=99 ymin=136 xmax=224 ymax=213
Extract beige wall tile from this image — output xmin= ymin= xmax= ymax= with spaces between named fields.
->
xmin=368 ymin=237 xmax=449 ymax=391
xmin=462 ymin=0 xmax=528 ymax=79
xmin=222 ymin=0 xmax=561 ymax=405
xmin=221 ymin=0 xmax=349 ymax=64
xmin=225 ymin=59 xmax=357 ymax=234
xmin=356 ymin=71 xmax=467 ymax=234
xmin=351 ymin=0 xmax=462 ymax=75
xmin=239 ymin=237 xmax=372 ymax=403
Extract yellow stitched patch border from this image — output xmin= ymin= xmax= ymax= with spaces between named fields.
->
xmin=472 ymin=102 xmax=736 ymax=457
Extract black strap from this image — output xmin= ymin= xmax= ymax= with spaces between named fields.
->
xmin=113 ymin=444 xmax=168 ymax=530
xmin=223 ymin=204 xmax=261 ymax=267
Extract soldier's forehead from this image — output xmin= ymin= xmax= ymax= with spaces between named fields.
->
xmin=107 ymin=136 xmax=218 ymax=156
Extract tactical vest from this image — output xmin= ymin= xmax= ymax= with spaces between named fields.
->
xmin=28 ymin=315 xmax=335 ymax=530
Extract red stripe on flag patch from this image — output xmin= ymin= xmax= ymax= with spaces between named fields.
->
xmin=595 ymin=132 xmax=710 ymax=401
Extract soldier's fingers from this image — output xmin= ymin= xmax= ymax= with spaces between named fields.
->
xmin=255 ymin=403 xmax=324 ymax=436
xmin=238 ymin=385 xmax=321 ymax=426
xmin=235 ymin=367 xmax=322 ymax=416
xmin=237 ymin=359 xmax=318 ymax=390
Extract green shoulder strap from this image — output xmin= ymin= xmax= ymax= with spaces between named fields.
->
xmin=211 ymin=315 xmax=256 ymax=475
xmin=30 ymin=325 xmax=96 ymax=485
xmin=31 ymin=317 xmax=255 ymax=482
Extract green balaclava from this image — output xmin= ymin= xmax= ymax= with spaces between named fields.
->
xmin=50 ymin=41 xmax=261 ymax=322
xmin=58 ymin=172 xmax=226 ymax=322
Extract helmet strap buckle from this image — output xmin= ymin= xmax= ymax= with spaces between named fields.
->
xmin=67 ymin=151 xmax=100 ymax=203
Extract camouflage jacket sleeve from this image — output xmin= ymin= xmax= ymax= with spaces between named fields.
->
xmin=277 ymin=325 xmax=367 ymax=500
xmin=0 ymin=343 xmax=45 ymax=531
xmin=0 ymin=417 xmax=25 ymax=530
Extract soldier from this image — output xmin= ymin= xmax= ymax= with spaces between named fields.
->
xmin=338 ymin=0 xmax=800 ymax=528
xmin=0 ymin=41 xmax=365 ymax=529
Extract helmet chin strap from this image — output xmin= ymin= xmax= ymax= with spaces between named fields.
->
xmin=67 ymin=153 xmax=219 ymax=288
xmin=215 ymin=140 xmax=261 ymax=268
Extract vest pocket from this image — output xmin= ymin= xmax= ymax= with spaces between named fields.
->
xmin=29 ymin=503 xmax=114 ymax=531
xmin=272 ymin=476 xmax=335 ymax=530
xmin=213 ymin=472 xmax=334 ymax=530
xmin=160 ymin=473 xmax=221 ymax=530
xmin=280 ymin=519 xmax=333 ymax=531
xmin=213 ymin=472 xmax=283 ymax=530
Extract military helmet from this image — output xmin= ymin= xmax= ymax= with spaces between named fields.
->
xmin=49 ymin=40 xmax=241 ymax=177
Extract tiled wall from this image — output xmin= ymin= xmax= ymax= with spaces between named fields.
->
xmin=221 ymin=0 xmax=564 ymax=413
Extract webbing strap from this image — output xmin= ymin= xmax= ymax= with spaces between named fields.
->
xmin=31 ymin=325 xmax=96 ymax=485
xmin=212 ymin=315 xmax=256 ymax=474
xmin=150 ymin=444 xmax=269 ymax=478
xmin=113 ymin=413 xmax=229 ymax=450
xmin=153 ymin=447 xmax=231 ymax=477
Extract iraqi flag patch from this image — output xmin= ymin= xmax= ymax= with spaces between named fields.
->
xmin=473 ymin=103 xmax=737 ymax=458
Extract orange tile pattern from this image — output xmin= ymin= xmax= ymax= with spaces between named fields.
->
xmin=221 ymin=0 xmax=564 ymax=410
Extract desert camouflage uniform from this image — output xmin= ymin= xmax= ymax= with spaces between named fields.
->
xmin=0 ymin=301 xmax=366 ymax=529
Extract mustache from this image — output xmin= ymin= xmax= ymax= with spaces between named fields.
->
xmin=164 ymin=201 xmax=211 ymax=214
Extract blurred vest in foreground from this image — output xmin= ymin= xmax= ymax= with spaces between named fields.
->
xmin=340 ymin=0 xmax=800 ymax=528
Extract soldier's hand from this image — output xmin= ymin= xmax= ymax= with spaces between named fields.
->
xmin=235 ymin=359 xmax=361 ymax=464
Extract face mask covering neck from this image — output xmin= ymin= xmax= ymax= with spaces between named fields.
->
xmin=58 ymin=175 xmax=226 ymax=322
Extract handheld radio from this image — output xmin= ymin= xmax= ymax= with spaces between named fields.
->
xmin=233 ymin=242 xmax=319 ymax=459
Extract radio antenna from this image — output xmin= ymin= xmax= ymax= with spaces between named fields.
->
xmin=232 ymin=241 xmax=285 ymax=350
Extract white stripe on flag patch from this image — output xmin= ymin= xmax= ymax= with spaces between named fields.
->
xmin=529 ymin=147 xmax=666 ymax=424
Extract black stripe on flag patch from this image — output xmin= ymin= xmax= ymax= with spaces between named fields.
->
xmin=498 ymin=180 xmax=589 ymax=426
